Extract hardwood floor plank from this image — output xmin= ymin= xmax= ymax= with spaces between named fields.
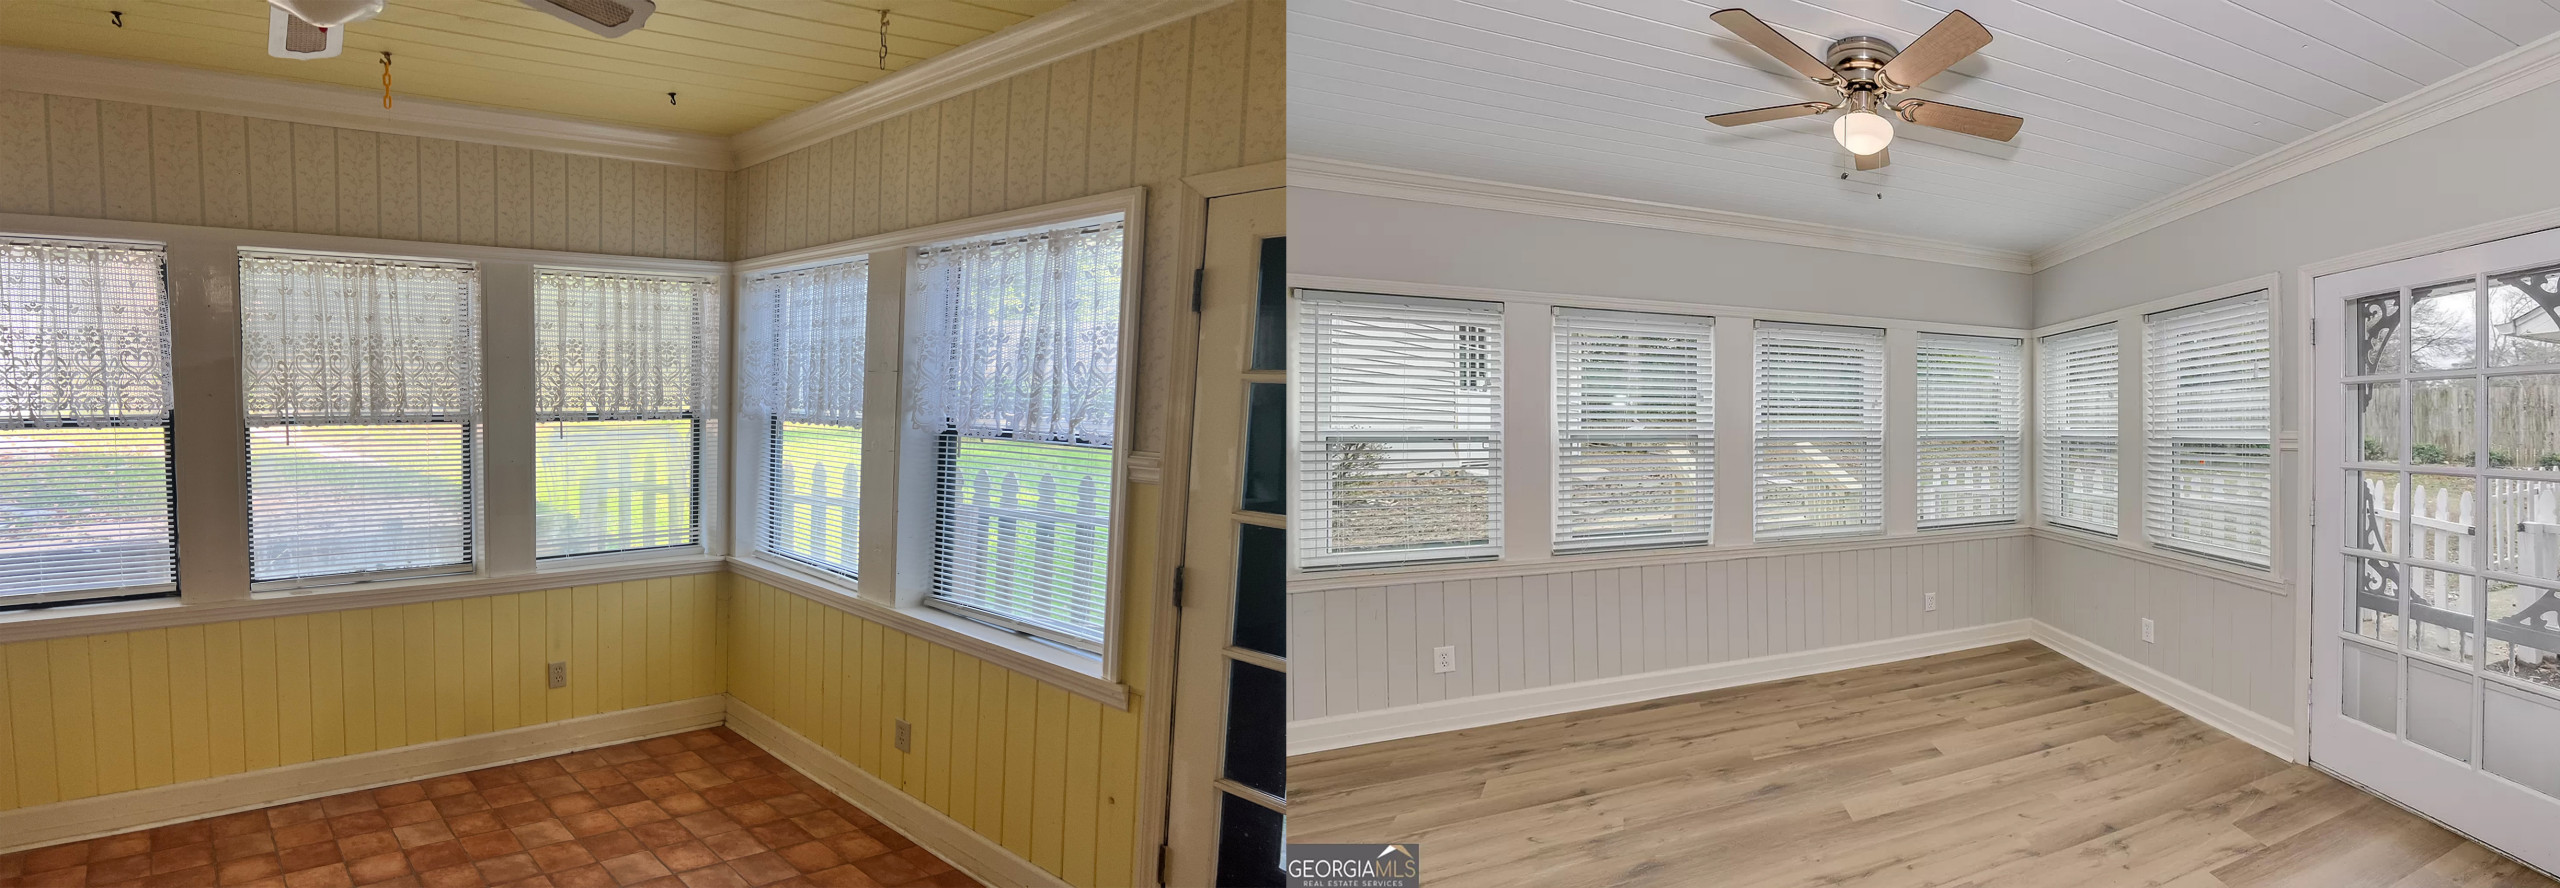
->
xmin=1289 ymin=643 xmax=2555 ymax=888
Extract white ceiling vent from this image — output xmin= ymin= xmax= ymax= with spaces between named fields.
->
xmin=519 ymin=0 xmax=656 ymax=38
xmin=266 ymin=6 xmax=344 ymax=59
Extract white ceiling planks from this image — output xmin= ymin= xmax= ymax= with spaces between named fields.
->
xmin=1288 ymin=0 xmax=2560 ymax=254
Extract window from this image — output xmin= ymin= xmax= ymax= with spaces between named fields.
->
xmin=911 ymin=218 xmax=1126 ymax=650
xmin=533 ymin=270 xmax=717 ymax=559
xmin=1298 ymin=291 xmax=1503 ymax=568
xmin=0 ymin=237 xmax=175 ymax=605
xmin=2038 ymin=323 xmax=2120 ymax=534
xmin=1752 ymin=322 xmax=1884 ymax=541
xmin=744 ymin=259 xmax=868 ymax=579
xmin=2145 ymin=293 xmax=2274 ymax=566
xmin=1916 ymin=333 xmax=2024 ymax=528
xmin=240 ymin=251 xmax=478 ymax=585
xmin=1553 ymin=307 xmax=1713 ymax=552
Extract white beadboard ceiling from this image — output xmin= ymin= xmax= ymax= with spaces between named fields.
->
xmin=1288 ymin=0 xmax=2560 ymax=256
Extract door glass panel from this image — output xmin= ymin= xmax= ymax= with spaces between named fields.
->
xmin=2489 ymin=580 xmax=2560 ymax=694
xmin=2410 ymin=380 xmax=2476 ymax=468
xmin=1241 ymin=383 xmax=1286 ymax=515
xmin=2485 ymin=683 xmax=2560 ymax=797
xmin=1223 ymin=661 xmax=1287 ymax=798
xmin=2353 ymin=383 xmax=2401 ymax=463
xmin=2487 ymin=265 xmax=2560 ymax=367
xmin=2408 ymin=658 xmax=2476 ymax=762
xmin=2344 ymin=639 xmax=2399 ymax=733
xmin=1250 ymin=237 xmax=1287 ymax=371
xmin=2489 ymin=479 xmax=2560 ymax=580
xmin=2351 ymin=472 xmax=2402 ymax=556
xmin=2408 ymin=474 xmax=2476 ymax=565
xmin=2490 ymin=374 xmax=2560 ymax=471
xmin=1214 ymin=792 xmax=1285 ymax=888
xmin=2408 ymin=565 xmax=2476 ymax=664
xmin=2351 ymin=555 xmax=2402 ymax=642
xmin=2412 ymin=281 xmax=2479 ymax=371
xmin=1233 ymin=524 xmax=1285 ymax=657
xmin=2355 ymin=292 xmax=2405 ymax=375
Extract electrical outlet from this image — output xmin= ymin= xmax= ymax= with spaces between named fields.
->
xmin=1924 ymin=591 xmax=1937 ymax=612
xmin=1432 ymin=645 xmax=1458 ymax=674
xmin=547 ymin=661 xmax=567 ymax=689
xmin=894 ymin=719 xmax=912 ymax=753
xmin=2141 ymin=618 xmax=2156 ymax=644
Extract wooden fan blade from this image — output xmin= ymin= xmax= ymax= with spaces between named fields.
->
xmin=1711 ymin=8 xmax=1840 ymax=83
xmin=1855 ymin=147 xmax=1890 ymax=170
xmin=1705 ymin=102 xmax=1836 ymax=127
xmin=1881 ymin=10 xmax=1991 ymax=90
xmin=1896 ymin=99 xmax=2023 ymax=141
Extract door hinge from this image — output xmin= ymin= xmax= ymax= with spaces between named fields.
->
xmin=1156 ymin=844 xmax=1170 ymax=886
xmin=1171 ymin=565 xmax=1186 ymax=609
xmin=2310 ymin=324 xmax=2317 ymax=346
xmin=1191 ymin=267 xmax=1205 ymax=313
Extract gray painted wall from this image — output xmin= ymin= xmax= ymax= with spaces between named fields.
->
xmin=1292 ymin=189 xmax=2035 ymax=328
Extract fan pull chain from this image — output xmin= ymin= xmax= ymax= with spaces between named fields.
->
xmin=380 ymin=52 xmax=393 ymax=109
xmin=879 ymin=10 xmax=889 ymax=70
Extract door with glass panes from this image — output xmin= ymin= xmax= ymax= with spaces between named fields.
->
xmin=1165 ymin=186 xmax=1287 ymax=886
xmin=2313 ymin=225 xmax=2560 ymax=875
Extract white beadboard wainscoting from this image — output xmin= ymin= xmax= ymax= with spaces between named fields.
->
xmin=2031 ymin=532 xmax=2298 ymax=758
xmin=1288 ymin=531 xmax=2034 ymax=754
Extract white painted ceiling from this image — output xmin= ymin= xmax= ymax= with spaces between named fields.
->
xmin=1288 ymin=0 xmax=2560 ymax=256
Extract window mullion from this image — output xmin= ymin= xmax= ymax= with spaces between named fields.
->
xmin=1884 ymin=328 xmax=1919 ymax=536
xmin=170 ymin=238 xmax=252 ymax=604
xmin=482 ymin=261 xmax=538 ymax=576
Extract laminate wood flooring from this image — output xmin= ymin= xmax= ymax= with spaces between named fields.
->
xmin=1287 ymin=641 xmax=2555 ymax=888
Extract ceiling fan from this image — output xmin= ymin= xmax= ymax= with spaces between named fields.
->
xmin=1703 ymin=8 xmax=2024 ymax=171
xmin=262 ymin=0 xmax=656 ymax=59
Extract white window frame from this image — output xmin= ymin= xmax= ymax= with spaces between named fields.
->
xmin=1752 ymin=321 xmax=1888 ymax=543
xmin=0 ymin=212 xmax=729 ymax=644
xmin=528 ymin=267 xmax=720 ymax=564
xmin=727 ymin=189 xmax=1144 ymax=703
xmin=2036 ymin=322 xmax=2123 ymax=536
xmin=1295 ymin=289 xmax=1508 ymax=569
xmin=1551 ymin=307 xmax=1716 ymax=553
xmin=1916 ymin=332 xmax=2026 ymax=529
xmin=2143 ymin=291 xmax=2276 ymax=568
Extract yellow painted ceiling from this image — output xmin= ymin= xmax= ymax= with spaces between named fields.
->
xmin=0 ymin=0 xmax=1071 ymax=135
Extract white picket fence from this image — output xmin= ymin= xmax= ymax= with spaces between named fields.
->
xmin=2364 ymin=477 xmax=2560 ymax=663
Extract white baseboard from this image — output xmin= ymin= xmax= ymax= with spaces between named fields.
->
xmin=721 ymin=697 xmax=1068 ymax=888
xmin=0 ymin=696 xmax=727 ymax=856
xmin=1287 ymin=620 xmax=2035 ymax=756
xmin=2030 ymin=620 xmax=2299 ymax=761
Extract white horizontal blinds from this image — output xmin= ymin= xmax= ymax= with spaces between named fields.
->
xmin=0 ymin=238 xmax=175 ymax=604
xmin=533 ymin=270 xmax=716 ymax=558
xmin=2145 ymin=293 xmax=2274 ymax=566
xmin=1552 ymin=307 xmax=1713 ymax=552
xmin=912 ymin=218 xmax=1123 ymax=650
xmin=744 ymin=259 xmax=867 ymax=578
xmin=1298 ymin=291 xmax=1504 ymax=568
xmin=1916 ymin=333 xmax=2024 ymax=528
xmin=1752 ymin=321 xmax=1885 ymax=541
xmin=2038 ymin=323 xmax=2120 ymax=534
xmin=240 ymin=251 xmax=478 ymax=584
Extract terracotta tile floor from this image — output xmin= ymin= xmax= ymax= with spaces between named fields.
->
xmin=0 ymin=727 xmax=978 ymax=888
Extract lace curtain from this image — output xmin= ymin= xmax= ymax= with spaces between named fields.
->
xmin=0 ymin=239 xmax=172 ymax=428
xmin=907 ymin=218 xmax=1125 ymax=444
xmin=240 ymin=252 xmax=479 ymax=425
xmin=741 ymin=259 xmax=868 ymax=426
xmin=535 ymin=270 xmax=718 ymax=421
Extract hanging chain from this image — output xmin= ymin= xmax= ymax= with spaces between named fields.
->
xmin=878 ymin=9 xmax=889 ymax=70
xmin=381 ymin=52 xmax=393 ymax=109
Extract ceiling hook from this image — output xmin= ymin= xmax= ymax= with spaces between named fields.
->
xmin=668 ymin=92 xmax=678 ymax=106
xmin=110 ymin=10 xmax=123 ymax=27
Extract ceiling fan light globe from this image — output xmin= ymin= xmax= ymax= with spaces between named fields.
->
xmin=265 ymin=0 xmax=384 ymax=28
xmin=1833 ymin=110 xmax=1894 ymax=156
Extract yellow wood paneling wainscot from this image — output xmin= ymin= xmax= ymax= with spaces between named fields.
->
xmin=0 ymin=575 xmax=726 ymax=812
xmin=0 ymin=90 xmax=730 ymax=261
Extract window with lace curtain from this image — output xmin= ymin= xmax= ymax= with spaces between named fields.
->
xmin=533 ymin=269 xmax=719 ymax=559
xmin=742 ymin=259 xmax=869 ymax=579
xmin=240 ymin=251 xmax=479 ymax=585
xmin=0 ymin=237 xmax=176 ymax=606
xmin=907 ymin=216 xmax=1128 ymax=651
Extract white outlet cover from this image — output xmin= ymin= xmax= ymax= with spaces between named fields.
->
xmin=1924 ymin=591 xmax=1937 ymax=612
xmin=2141 ymin=618 xmax=2155 ymax=643
xmin=1433 ymin=645 xmax=1457 ymax=674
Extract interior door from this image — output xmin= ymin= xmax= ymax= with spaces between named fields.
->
xmin=2312 ymin=225 xmax=2560 ymax=875
xmin=1164 ymin=186 xmax=1287 ymax=886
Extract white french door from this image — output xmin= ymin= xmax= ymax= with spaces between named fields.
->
xmin=2312 ymin=225 xmax=2560 ymax=876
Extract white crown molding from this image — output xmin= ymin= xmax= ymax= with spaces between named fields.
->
xmin=2031 ymin=28 xmax=2560 ymax=273
xmin=1287 ymin=155 xmax=2036 ymax=275
xmin=0 ymin=46 xmax=736 ymax=171
xmin=731 ymin=0 xmax=1231 ymax=169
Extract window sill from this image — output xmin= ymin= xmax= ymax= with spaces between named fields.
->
xmin=2030 ymin=525 xmax=2290 ymax=595
xmin=1288 ymin=525 xmax=2034 ymax=593
xmin=0 ymin=555 xmax=727 ymax=644
xmin=724 ymin=556 xmax=1131 ymax=711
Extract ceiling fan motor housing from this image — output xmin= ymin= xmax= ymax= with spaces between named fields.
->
xmin=1826 ymin=37 xmax=1899 ymax=92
